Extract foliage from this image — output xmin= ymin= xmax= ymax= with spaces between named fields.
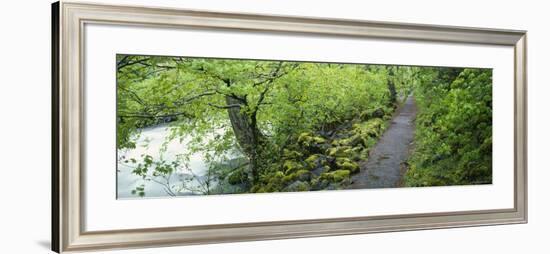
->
xmin=404 ymin=68 xmax=492 ymax=186
xmin=116 ymin=54 xmax=492 ymax=197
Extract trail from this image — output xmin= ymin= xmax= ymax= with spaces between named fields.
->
xmin=350 ymin=95 xmax=417 ymax=189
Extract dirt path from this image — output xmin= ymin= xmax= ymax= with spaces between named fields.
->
xmin=350 ymin=95 xmax=417 ymax=189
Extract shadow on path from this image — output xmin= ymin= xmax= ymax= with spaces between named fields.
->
xmin=350 ymin=95 xmax=417 ymax=189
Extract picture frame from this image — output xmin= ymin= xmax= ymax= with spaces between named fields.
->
xmin=52 ymin=1 xmax=527 ymax=252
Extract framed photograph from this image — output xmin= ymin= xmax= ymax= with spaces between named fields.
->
xmin=52 ymin=1 xmax=527 ymax=252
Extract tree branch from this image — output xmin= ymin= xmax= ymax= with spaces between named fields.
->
xmin=118 ymin=111 xmax=193 ymax=119
xmin=207 ymin=103 xmax=241 ymax=109
xmin=117 ymin=57 xmax=151 ymax=71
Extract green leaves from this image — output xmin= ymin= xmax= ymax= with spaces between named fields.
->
xmin=117 ymin=54 xmax=488 ymax=195
xmin=405 ymin=68 xmax=492 ymax=186
xmin=131 ymin=185 xmax=145 ymax=197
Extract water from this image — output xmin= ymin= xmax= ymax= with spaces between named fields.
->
xmin=117 ymin=124 xmax=215 ymax=199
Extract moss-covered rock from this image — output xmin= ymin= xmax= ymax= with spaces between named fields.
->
xmin=334 ymin=157 xmax=359 ymax=173
xmin=283 ymin=149 xmax=303 ymax=159
xmin=298 ymin=132 xmax=325 ymax=143
xmin=283 ymin=160 xmax=303 ymax=174
xmin=351 ymin=118 xmax=386 ymax=141
xmin=305 ymin=154 xmax=320 ymax=168
xmin=347 ymin=146 xmax=364 ymax=161
xmin=338 ymin=161 xmax=360 ymax=173
xmin=335 ymin=157 xmax=352 ymax=165
xmin=282 ymin=174 xmax=296 ymax=183
xmin=297 ymin=132 xmax=312 ymax=144
xmin=282 ymin=169 xmax=311 ymax=183
xmin=313 ymin=136 xmax=326 ymax=144
xmin=320 ymin=169 xmax=351 ymax=183
xmin=326 ymin=146 xmax=353 ymax=157
xmin=340 ymin=134 xmax=364 ymax=147
xmin=297 ymin=132 xmax=328 ymax=154
xmin=284 ymin=181 xmax=310 ymax=192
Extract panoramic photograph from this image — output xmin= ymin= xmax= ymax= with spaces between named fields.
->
xmin=116 ymin=55 xmax=492 ymax=198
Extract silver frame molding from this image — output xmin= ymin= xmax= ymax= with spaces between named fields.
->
xmin=51 ymin=1 xmax=528 ymax=252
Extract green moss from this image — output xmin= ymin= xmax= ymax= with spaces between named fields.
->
xmin=343 ymin=147 xmax=354 ymax=156
xmin=283 ymin=160 xmax=303 ymax=174
xmin=326 ymin=147 xmax=337 ymax=156
xmin=339 ymin=161 xmax=360 ymax=173
xmin=270 ymin=174 xmax=284 ymax=184
xmin=320 ymin=169 xmax=351 ymax=182
xmin=335 ymin=157 xmax=352 ymax=165
xmin=332 ymin=170 xmax=351 ymax=182
xmin=283 ymin=169 xmax=310 ymax=183
xmin=295 ymin=169 xmax=311 ymax=181
xmin=305 ymin=154 xmax=320 ymax=168
xmin=283 ymin=149 xmax=303 ymax=159
xmin=310 ymin=178 xmax=319 ymax=187
xmin=282 ymin=174 xmax=296 ymax=183
xmin=359 ymin=149 xmax=370 ymax=160
xmin=297 ymin=132 xmax=312 ymax=143
xmin=298 ymin=132 xmax=326 ymax=148
xmin=334 ymin=157 xmax=359 ymax=173
xmin=327 ymin=146 xmax=352 ymax=157
xmin=348 ymin=147 xmax=363 ymax=161
xmin=349 ymin=135 xmax=364 ymax=147
xmin=285 ymin=181 xmax=310 ymax=192
xmin=352 ymin=118 xmax=385 ymax=138
xmin=312 ymin=136 xmax=326 ymax=144
xmin=273 ymin=171 xmax=285 ymax=179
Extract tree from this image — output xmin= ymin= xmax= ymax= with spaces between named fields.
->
xmin=117 ymin=56 xmax=295 ymax=184
xmin=386 ymin=66 xmax=397 ymax=105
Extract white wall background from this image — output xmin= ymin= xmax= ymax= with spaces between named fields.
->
xmin=0 ymin=0 xmax=547 ymax=253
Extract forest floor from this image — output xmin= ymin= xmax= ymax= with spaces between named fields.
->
xmin=349 ymin=95 xmax=417 ymax=189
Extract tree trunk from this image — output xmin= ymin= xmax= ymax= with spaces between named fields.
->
xmin=387 ymin=67 xmax=397 ymax=106
xmin=225 ymin=95 xmax=264 ymax=184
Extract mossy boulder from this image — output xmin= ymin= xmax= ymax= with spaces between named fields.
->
xmin=297 ymin=132 xmax=311 ymax=143
xmin=283 ymin=149 xmax=303 ymax=159
xmin=298 ymin=132 xmax=326 ymax=145
xmin=283 ymin=160 xmax=303 ymax=174
xmin=337 ymin=160 xmax=360 ymax=173
xmin=305 ymin=154 xmax=328 ymax=169
xmin=305 ymin=154 xmax=320 ymax=168
xmin=285 ymin=169 xmax=311 ymax=183
xmin=297 ymin=132 xmax=327 ymax=153
xmin=326 ymin=146 xmax=353 ymax=157
xmin=284 ymin=181 xmax=310 ymax=192
xmin=335 ymin=157 xmax=352 ymax=165
xmin=312 ymin=136 xmax=326 ymax=144
xmin=298 ymin=170 xmax=312 ymax=181
xmin=334 ymin=157 xmax=359 ymax=173
xmin=320 ymin=169 xmax=351 ymax=183
xmin=352 ymin=118 xmax=385 ymax=138
xmin=339 ymin=135 xmax=364 ymax=147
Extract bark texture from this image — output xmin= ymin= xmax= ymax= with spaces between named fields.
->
xmin=225 ymin=95 xmax=264 ymax=184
